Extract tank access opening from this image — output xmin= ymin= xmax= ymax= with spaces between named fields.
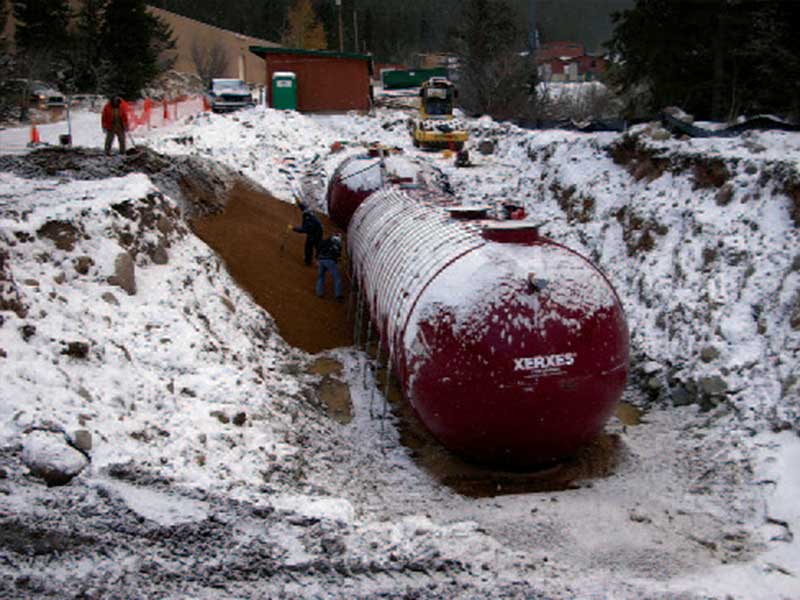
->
xmin=482 ymin=221 xmax=543 ymax=244
xmin=445 ymin=205 xmax=492 ymax=220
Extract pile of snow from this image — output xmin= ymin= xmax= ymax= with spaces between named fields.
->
xmin=451 ymin=119 xmax=800 ymax=431
xmin=0 ymin=171 xmax=309 ymax=499
xmin=146 ymin=107 xmax=410 ymax=205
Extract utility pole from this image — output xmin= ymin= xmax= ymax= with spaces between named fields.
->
xmin=336 ymin=0 xmax=344 ymax=53
xmin=353 ymin=9 xmax=359 ymax=53
xmin=528 ymin=0 xmax=539 ymax=52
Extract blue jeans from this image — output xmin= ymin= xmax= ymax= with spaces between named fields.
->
xmin=316 ymin=259 xmax=342 ymax=298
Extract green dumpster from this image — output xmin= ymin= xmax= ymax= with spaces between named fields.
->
xmin=272 ymin=72 xmax=297 ymax=110
xmin=381 ymin=67 xmax=448 ymax=90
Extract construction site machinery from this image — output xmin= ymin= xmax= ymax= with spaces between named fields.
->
xmin=410 ymin=77 xmax=469 ymax=151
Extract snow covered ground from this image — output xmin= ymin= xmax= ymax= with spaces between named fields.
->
xmin=0 ymin=105 xmax=798 ymax=598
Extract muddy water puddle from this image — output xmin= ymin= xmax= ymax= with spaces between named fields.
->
xmin=308 ymin=358 xmax=352 ymax=425
xmin=307 ymin=354 xmax=640 ymax=498
xmin=373 ymin=363 xmax=637 ymax=499
xmin=307 ymin=357 xmax=345 ymax=378
xmin=317 ymin=377 xmax=353 ymax=424
xmin=616 ymin=402 xmax=644 ymax=426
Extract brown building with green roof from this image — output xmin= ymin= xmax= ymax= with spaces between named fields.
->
xmin=250 ymin=47 xmax=373 ymax=113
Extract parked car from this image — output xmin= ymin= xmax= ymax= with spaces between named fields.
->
xmin=208 ymin=78 xmax=254 ymax=113
xmin=0 ymin=79 xmax=66 ymax=110
xmin=30 ymin=82 xmax=66 ymax=109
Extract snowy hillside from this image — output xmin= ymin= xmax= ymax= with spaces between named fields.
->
xmin=0 ymin=106 xmax=798 ymax=599
xmin=456 ymin=120 xmax=800 ymax=430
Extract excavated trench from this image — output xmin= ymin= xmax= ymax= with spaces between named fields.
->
xmin=191 ymin=184 xmax=351 ymax=353
xmin=0 ymin=146 xmax=634 ymax=498
xmin=193 ymin=181 xmax=635 ymax=498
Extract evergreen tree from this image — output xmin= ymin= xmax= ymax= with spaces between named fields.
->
xmin=608 ymin=0 xmax=800 ymax=120
xmin=149 ymin=9 xmax=176 ymax=73
xmin=606 ymin=0 xmax=713 ymax=118
xmin=259 ymin=0 xmax=291 ymax=42
xmin=71 ymin=0 xmax=110 ymax=93
xmin=101 ymin=0 xmax=175 ymax=99
xmin=12 ymin=0 xmax=70 ymax=54
xmin=316 ymin=0 xmax=335 ymax=51
xmin=733 ymin=2 xmax=800 ymax=119
xmin=362 ymin=8 xmax=374 ymax=55
xmin=1 ymin=1 xmax=8 ymax=44
xmin=455 ymin=0 xmax=532 ymax=120
xmin=283 ymin=0 xmax=326 ymax=50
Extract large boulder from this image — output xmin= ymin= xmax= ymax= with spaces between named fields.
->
xmin=22 ymin=431 xmax=89 ymax=486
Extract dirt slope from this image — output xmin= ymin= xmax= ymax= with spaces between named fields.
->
xmin=192 ymin=184 xmax=351 ymax=354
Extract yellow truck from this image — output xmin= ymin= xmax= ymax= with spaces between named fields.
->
xmin=410 ymin=77 xmax=469 ymax=151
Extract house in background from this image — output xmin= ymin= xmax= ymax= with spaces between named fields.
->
xmin=147 ymin=7 xmax=280 ymax=87
xmin=414 ymin=52 xmax=458 ymax=71
xmin=3 ymin=5 xmax=281 ymax=89
xmin=249 ymin=47 xmax=373 ymax=112
xmin=535 ymin=41 xmax=608 ymax=82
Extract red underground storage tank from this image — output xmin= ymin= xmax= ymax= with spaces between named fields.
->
xmin=346 ymin=187 xmax=630 ymax=467
xmin=326 ymin=150 xmax=449 ymax=230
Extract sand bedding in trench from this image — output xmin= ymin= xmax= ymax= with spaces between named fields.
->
xmin=192 ymin=184 xmax=351 ymax=354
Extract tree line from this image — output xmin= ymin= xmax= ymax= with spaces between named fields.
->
xmin=3 ymin=0 xmax=797 ymax=123
xmin=150 ymin=0 xmax=468 ymax=62
xmin=148 ymin=0 xmax=632 ymax=62
xmin=608 ymin=0 xmax=800 ymax=121
xmin=150 ymin=0 xmax=799 ymax=122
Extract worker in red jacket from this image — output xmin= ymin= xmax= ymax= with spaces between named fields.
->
xmin=101 ymin=96 xmax=130 ymax=156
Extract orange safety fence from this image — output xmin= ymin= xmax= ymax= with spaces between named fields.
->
xmin=126 ymin=95 xmax=208 ymax=132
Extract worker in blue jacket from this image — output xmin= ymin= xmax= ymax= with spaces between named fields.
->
xmin=316 ymin=233 xmax=344 ymax=301
xmin=291 ymin=201 xmax=323 ymax=266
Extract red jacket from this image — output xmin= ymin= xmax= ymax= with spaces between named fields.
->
xmin=101 ymin=100 xmax=131 ymax=131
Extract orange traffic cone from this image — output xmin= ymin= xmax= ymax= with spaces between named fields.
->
xmin=202 ymin=96 xmax=211 ymax=112
xmin=29 ymin=124 xmax=41 ymax=146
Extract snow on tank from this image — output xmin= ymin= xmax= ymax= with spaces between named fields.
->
xmin=326 ymin=148 xmax=450 ymax=229
xmin=348 ymin=188 xmax=629 ymax=467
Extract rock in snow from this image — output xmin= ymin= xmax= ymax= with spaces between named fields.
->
xmin=21 ymin=431 xmax=88 ymax=486
xmin=108 ymin=252 xmax=136 ymax=296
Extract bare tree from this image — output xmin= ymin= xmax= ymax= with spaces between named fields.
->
xmin=455 ymin=0 xmax=534 ymax=121
xmin=534 ymin=79 xmax=620 ymax=122
xmin=282 ymin=0 xmax=326 ymax=50
xmin=191 ymin=37 xmax=230 ymax=87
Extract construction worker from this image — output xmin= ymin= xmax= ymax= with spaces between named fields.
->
xmin=316 ymin=233 xmax=344 ymax=301
xmin=291 ymin=201 xmax=323 ymax=266
xmin=101 ymin=95 xmax=130 ymax=156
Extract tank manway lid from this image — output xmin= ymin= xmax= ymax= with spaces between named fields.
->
xmin=446 ymin=205 xmax=491 ymax=220
xmin=482 ymin=221 xmax=541 ymax=244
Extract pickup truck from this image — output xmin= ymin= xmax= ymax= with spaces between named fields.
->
xmin=208 ymin=79 xmax=254 ymax=113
